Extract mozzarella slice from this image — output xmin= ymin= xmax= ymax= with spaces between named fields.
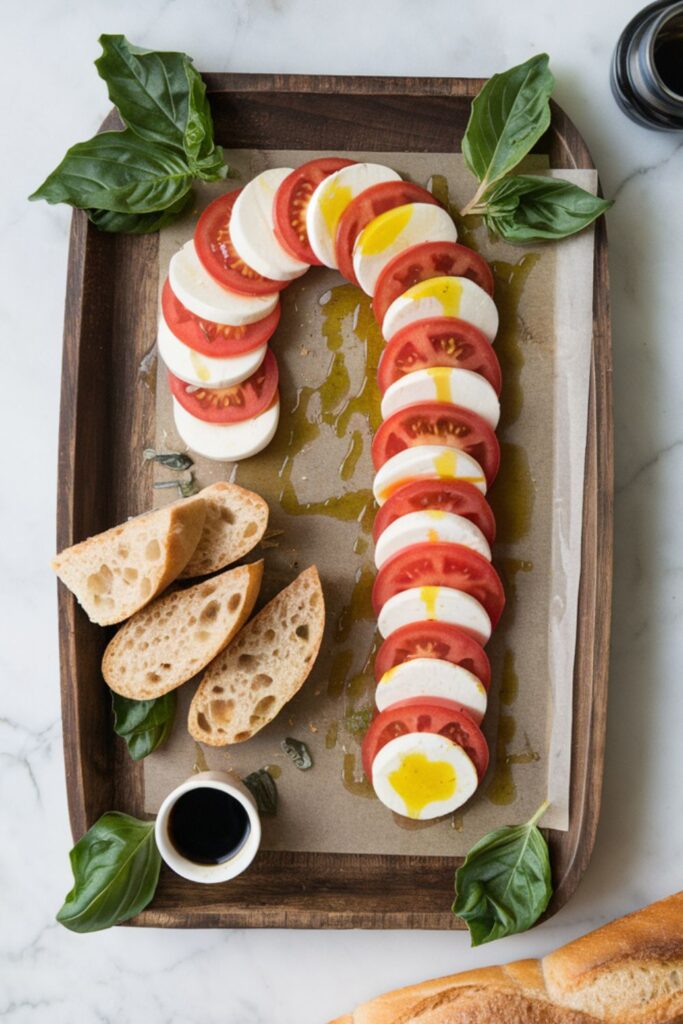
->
xmin=172 ymin=397 xmax=280 ymax=462
xmin=169 ymin=241 xmax=279 ymax=326
xmin=373 ymin=445 xmax=487 ymax=505
xmin=381 ymin=367 xmax=500 ymax=429
xmin=306 ymin=163 xmax=401 ymax=268
xmin=371 ymin=732 xmax=478 ymax=819
xmin=382 ymin=276 xmax=499 ymax=343
xmin=352 ymin=203 xmax=457 ymax=295
xmin=375 ymin=659 xmax=487 ymax=724
xmin=377 ymin=585 xmax=491 ymax=644
xmin=158 ymin=318 xmax=267 ymax=388
xmin=374 ymin=510 xmax=491 ymax=568
xmin=230 ymin=168 xmax=309 ymax=281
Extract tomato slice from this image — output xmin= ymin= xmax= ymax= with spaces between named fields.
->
xmin=161 ymin=279 xmax=281 ymax=358
xmin=195 ymin=190 xmax=287 ymax=296
xmin=373 ymin=479 xmax=496 ymax=545
xmin=361 ymin=699 xmax=489 ymax=781
xmin=377 ymin=317 xmax=502 ymax=396
xmin=373 ymin=241 xmax=494 ymax=323
xmin=334 ymin=181 xmax=441 ymax=286
xmin=273 ymin=158 xmax=355 ymax=265
xmin=371 ymin=402 xmax=500 ymax=484
xmin=371 ymin=541 xmax=505 ymax=626
xmin=374 ymin=621 xmax=490 ymax=687
xmin=168 ymin=349 xmax=279 ymax=424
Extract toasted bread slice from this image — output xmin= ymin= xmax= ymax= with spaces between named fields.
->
xmin=52 ymin=500 xmax=206 ymax=626
xmin=103 ymin=561 xmax=263 ymax=699
xmin=188 ymin=566 xmax=325 ymax=746
xmin=180 ymin=482 xmax=269 ymax=579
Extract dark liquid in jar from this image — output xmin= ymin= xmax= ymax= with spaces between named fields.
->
xmin=655 ymin=26 xmax=683 ymax=95
xmin=168 ymin=787 xmax=251 ymax=864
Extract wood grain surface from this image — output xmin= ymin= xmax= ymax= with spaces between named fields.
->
xmin=56 ymin=75 xmax=612 ymax=929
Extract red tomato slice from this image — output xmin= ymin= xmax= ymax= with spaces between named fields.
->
xmin=377 ymin=317 xmax=502 ymax=396
xmin=371 ymin=541 xmax=505 ymax=626
xmin=195 ymin=190 xmax=287 ymax=296
xmin=361 ymin=699 xmax=489 ymax=781
xmin=161 ymin=279 xmax=281 ymax=358
xmin=273 ymin=158 xmax=355 ymax=265
xmin=373 ymin=241 xmax=494 ymax=323
xmin=374 ymin=621 xmax=491 ymax=688
xmin=371 ymin=402 xmax=500 ymax=484
xmin=373 ymin=479 xmax=496 ymax=545
xmin=334 ymin=182 xmax=441 ymax=286
xmin=168 ymin=349 xmax=279 ymax=424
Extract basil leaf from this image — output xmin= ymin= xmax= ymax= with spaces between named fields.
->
xmin=111 ymin=691 xmax=177 ymax=761
xmin=462 ymin=54 xmax=554 ymax=198
xmin=57 ymin=812 xmax=161 ymax=933
xmin=482 ymin=175 xmax=612 ymax=242
xmin=95 ymin=35 xmax=226 ymax=183
xmin=87 ymin=190 xmax=193 ymax=234
xmin=453 ymin=801 xmax=552 ymax=946
xmin=243 ymin=769 xmax=278 ymax=816
xmin=143 ymin=448 xmax=194 ymax=470
xmin=29 ymin=130 xmax=193 ymax=214
xmin=281 ymin=737 xmax=313 ymax=770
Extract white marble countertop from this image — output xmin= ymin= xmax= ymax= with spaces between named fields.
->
xmin=2 ymin=0 xmax=682 ymax=1021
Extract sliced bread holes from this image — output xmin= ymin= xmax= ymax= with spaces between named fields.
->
xmin=295 ymin=624 xmax=309 ymax=641
xmin=210 ymin=699 xmax=234 ymax=725
xmin=87 ymin=564 xmax=113 ymax=596
xmin=264 ymin=628 xmax=275 ymax=643
xmin=197 ymin=712 xmax=211 ymax=733
xmin=220 ymin=508 xmax=235 ymax=525
xmin=200 ymin=599 xmax=220 ymax=623
xmin=227 ymin=593 xmax=242 ymax=613
xmin=239 ymin=653 xmax=257 ymax=669
xmin=252 ymin=673 xmax=273 ymax=691
xmin=145 ymin=539 xmax=162 ymax=561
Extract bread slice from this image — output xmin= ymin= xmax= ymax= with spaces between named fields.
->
xmin=52 ymin=500 xmax=207 ymax=626
xmin=179 ymin=482 xmax=269 ymax=579
xmin=188 ymin=565 xmax=324 ymax=746
xmin=103 ymin=561 xmax=263 ymax=699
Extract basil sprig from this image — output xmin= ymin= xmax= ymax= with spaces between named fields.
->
xmin=57 ymin=812 xmax=161 ymax=933
xmin=111 ymin=691 xmax=177 ymax=761
xmin=30 ymin=35 xmax=227 ymax=233
xmin=460 ymin=54 xmax=612 ymax=241
xmin=453 ymin=801 xmax=552 ymax=945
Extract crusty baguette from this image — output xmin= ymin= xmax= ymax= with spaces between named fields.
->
xmin=331 ymin=892 xmax=683 ymax=1024
xmin=188 ymin=565 xmax=324 ymax=746
xmin=179 ymin=482 xmax=269 ymax=578
xmin=52 ymin=500 xmax=206 ymax=626
xmin=102 ymin=561 xmax=263 ymax=699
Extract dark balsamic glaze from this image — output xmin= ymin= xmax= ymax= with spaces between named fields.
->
xmin=168 ymin=787 xmax=250 ymax=865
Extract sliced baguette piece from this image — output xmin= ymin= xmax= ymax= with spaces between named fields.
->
xmin=179 ymin=482 xmax=269 ymax=579
xmin=52 ymin=500 xmax=207 ymax=626
xmin=188 ymin=565 xmax=324 ymax=746
xmin=103 ymin=561 xmax=263 ymax=699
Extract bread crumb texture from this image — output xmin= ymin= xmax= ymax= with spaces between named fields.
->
xmin=180 ymin=482 xmax=268 ymax=578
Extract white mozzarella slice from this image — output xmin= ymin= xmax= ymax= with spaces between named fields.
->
xmin=172 ymin=397 xmax=280 ymax=462
xmin=373 ymin=445 xmax=487 ymax=505
xmin=377 ymin=585 xmax=491 ymax=644
xmin=374 ymin=510 xmax=491 ymax=569
xmin=381 ymin=367 xmax=500 ymax=429
xmin=375 ymin=659 xmax=487 ymax=724
xmin=382 ymin=276 xmax=499 ymax=343
xmin=158 ymin=318 xmax=267 ymax=388
xmin=230 ymin=168 xmax=309 ymax=281
xmin=352 ymin=203 xmax=457 ymax=296
xmin=306 ymin=163 xmax=401 ymax=269
xmin=169 ymin=241 xmax=279 ymax=326
xmin=371 ymin=732 xmax=478 ymax=819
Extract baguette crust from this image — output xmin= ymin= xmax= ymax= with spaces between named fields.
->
xmin=332 ymin=894 xmax=683 ymax=1024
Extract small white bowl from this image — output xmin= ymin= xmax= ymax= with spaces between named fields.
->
xmin=155 ymin=770 xmax=261 ymax=884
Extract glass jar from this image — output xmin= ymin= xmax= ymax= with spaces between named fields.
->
xmin=611 ymin=0 xmax=683 ymax=130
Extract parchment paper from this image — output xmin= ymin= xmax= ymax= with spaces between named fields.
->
xmin=143 ymin=150 xmax=597 ymax=855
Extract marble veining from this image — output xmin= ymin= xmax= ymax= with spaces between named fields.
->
xmin=2 ymin=0 xmax=683 ymax=1021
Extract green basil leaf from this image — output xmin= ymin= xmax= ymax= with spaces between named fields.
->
xmin=462 ymin=54 xmax=554 ymax=194
xmin=111 ymin=691 xmax=177 ymax=761
xmin=57 ymin=812 xmax=161 ymax=933
xmin=242 ymin=769 xmax=278 ymax=816
xmin=453 ymin=801 xmax=552 ymax=946
xmin=482 ymin=175 xmax=612 ymax=242
xmin=29 ymin=130 xmax=193 ymax=214
xmin=86 ymin=190 xmax=193 ymax=234
xmin=182 ymin=60 xmax=228 ymax=183
xmin=281 ymin=737 xmax=313 ymax=770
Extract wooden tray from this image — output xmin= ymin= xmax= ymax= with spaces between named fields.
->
xmin=57 ymin=74 xmax=612 ymax=929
